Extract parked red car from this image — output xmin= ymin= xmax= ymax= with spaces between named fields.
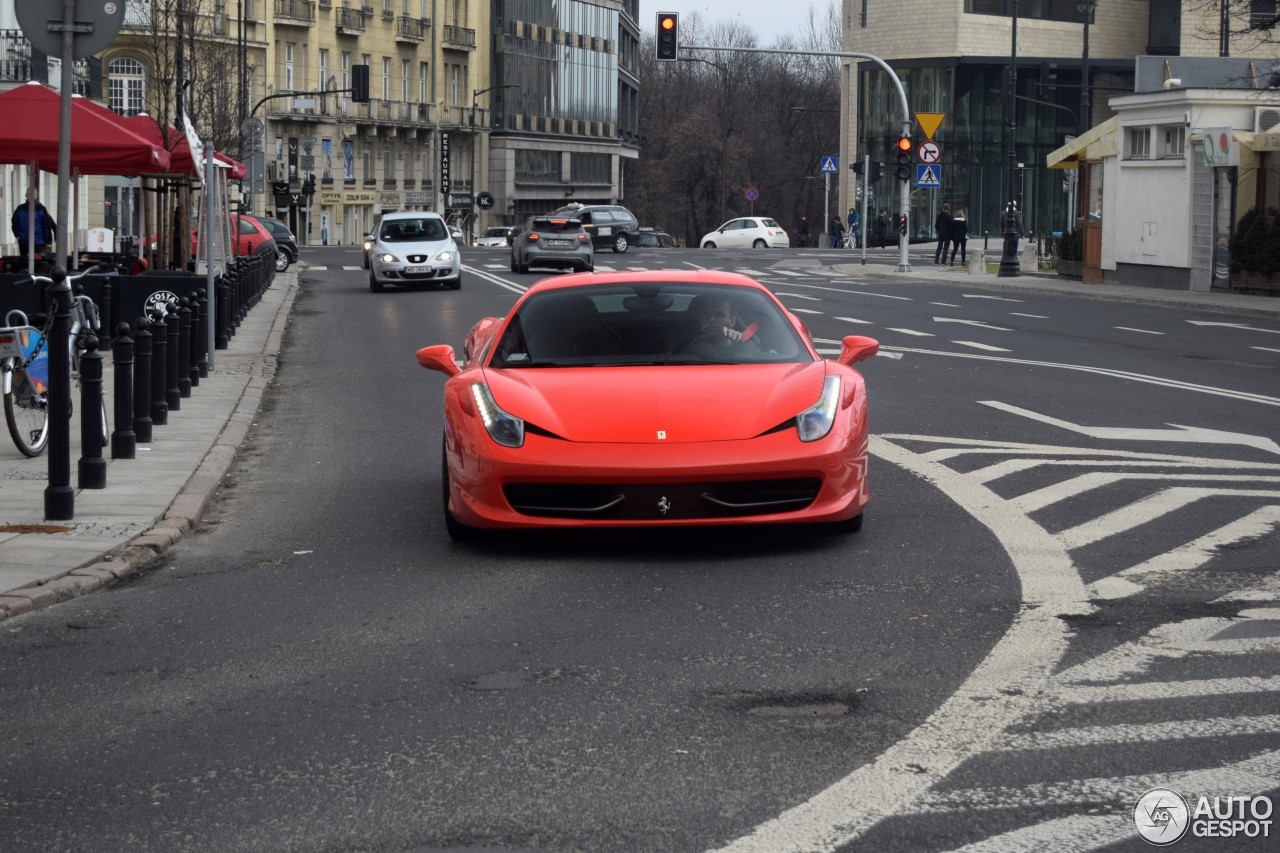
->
xmin=191 ymin=213 xmax=276 ymax=259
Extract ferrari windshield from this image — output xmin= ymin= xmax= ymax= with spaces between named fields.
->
xmin=489 ymin=283 xmax=812 ymax=368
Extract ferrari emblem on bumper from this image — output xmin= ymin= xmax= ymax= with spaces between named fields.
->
xmin=658 ymin=497 xmax=671 ymax=515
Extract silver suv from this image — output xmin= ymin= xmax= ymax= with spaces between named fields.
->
xmin=510 ymin=215 xmax=594 ymax=274
xmin=550 ymin=204 xmax=640 ymax=254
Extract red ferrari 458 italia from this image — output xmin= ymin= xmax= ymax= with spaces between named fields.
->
xmin=416 ymin=270 xmax=879 ymax=539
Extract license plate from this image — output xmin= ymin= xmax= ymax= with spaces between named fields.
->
xmin=404 ymin=265 xmax=431 ymax=274
xmin=545 ymin=240 xmax=570 ymax=248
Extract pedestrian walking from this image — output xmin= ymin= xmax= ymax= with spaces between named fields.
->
xmin=795 ymin=215 xmax=811 ymax=248
xmin=11 ymin=187 xmax=56 ymax=257
xmin=934 ymin=202 xmax=953 ymax=265
xmin=846 ymin=207 xmax=861 ymax=248
xmin=875 ymin=209 xmax=890 ymax=249
xmin=949 ymin=209 xmax=969 ymax=266
xmin=828 ymin=215 xmax=845 ymax=249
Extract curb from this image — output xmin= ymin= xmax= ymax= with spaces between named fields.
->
xmin=0 ymin=277 xmax=296 ymax=623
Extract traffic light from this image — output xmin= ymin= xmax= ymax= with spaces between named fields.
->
xmin=851 ymin=161 xmax=863 ymax=175
xmin=351 ymin=64 xmax=370 ymax=103
xmin=656 ymin=13 xmax=679 ymax=61
xmin=870 ymin=161 xmax=882 ymax=182
xmin=894 ymin=135 xmax=913 ymax=181
xmin=899 ymin=214 xmax=908 ymax=236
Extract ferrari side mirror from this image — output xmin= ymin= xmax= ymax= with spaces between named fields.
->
xmin=837 ymin=335 xmax=880 ymax=366
xmin=417 ymin=344 xmax=461 ymax=377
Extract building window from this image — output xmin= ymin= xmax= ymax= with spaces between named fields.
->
xmin=1161 ymin=125 xmax=1185 ymax=158
xmin=108 ymin=57 xmax=146 ymax=116
xmin=384 ymin=145 xmax=394 ymax=180
xmin=362 ymin=148 xmax=373 ymax=183
xmin=401 ymin=59 xmax=410 ymax=102
xmin=285 ymin=43 xmax=295 ymax=92
xmin=381 ymin=57 xmax=390 ymax=101
xmin=1127 ymin=127 xmax=1152 ymax=160
xmin=419 ymin=62 xmax=428 ymax=103
xmin=571 ymin=152 xmax=611 ymax=184
xmin=515 ymin=149 xmax=560 ymax=182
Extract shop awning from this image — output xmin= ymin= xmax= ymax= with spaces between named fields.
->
xmin=1048 ymin=116 xmax=1120 ymax=169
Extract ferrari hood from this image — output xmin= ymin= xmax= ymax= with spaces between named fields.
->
xmin=480 ymin=362 xmax=829 ymax=443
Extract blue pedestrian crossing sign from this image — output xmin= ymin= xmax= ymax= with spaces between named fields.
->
xmin=820 ymin=155 xmax=838 ymax=173
xmin=916 ymin=163 xmax=941 ymax=188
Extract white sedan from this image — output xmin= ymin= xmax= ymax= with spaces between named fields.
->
xmin=700 ymin=217 xmax=790 ymax=249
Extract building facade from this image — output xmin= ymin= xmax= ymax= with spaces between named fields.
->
xmin=839 ymin=0 xmax=1280 ymax=246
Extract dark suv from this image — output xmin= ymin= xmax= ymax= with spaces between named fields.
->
xmin=550 ymin=204 xmax=640 ymax=254
xmin=258 ymin=216 xmax=300 ymax=271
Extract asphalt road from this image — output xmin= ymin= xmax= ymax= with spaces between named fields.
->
xmin=1 ymin=245 xmax=1277 ymax=852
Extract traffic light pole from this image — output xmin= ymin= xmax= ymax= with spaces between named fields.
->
xmin=681 ymin=44 xmax=912 ymax=272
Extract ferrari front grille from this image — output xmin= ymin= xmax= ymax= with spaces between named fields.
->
xmin=503 ymin=478 xmax=821 ymax=520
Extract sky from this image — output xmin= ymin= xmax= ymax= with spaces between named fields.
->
xmin=640 ymin=1 xmax=824 ymax=47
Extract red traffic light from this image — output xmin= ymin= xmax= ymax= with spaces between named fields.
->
xmin=895 ymin=136 xmax=912 ymax=152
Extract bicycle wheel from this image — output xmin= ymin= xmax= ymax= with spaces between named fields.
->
xmin=4 ymin=369 xmax=50 ymax=457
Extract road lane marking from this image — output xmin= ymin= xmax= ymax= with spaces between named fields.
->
xmin=1188 ymin=320 xmax=1280 ymax=334
xmin=1254 ymin=346 xmax=1280 ymax=354
xmin=929 ymin=302 xmax=961 ymax=307
xmin=979 ymin=400 xmax=1280 ymax=455
xmin=1115 ymin=326 xmax=1164 ymax=335
xmin=1013 ymin=472 xmax=1280 ymax=513
xmin=1056 ymin=675 xmax=1280 ymax=703
xmin=999 ymin=713 xmax=1280 ymax=751
xmin=775 ymin=292 xmax=823 ymax=300
xmin=964 ymin=294 xmax=1024 ymax=302
xmin=834 ymin=317 xmax=873 ymax=324
xmin=790 ymin=307 xmax=824 ymax=314
xmin=952 ymin=341 xmax=1011 ymax=352
xmin=780 ymin=281 xmax=913 ymax=301
xmin=1010 ymin=312 xmax=1049 ymax=319
xmin=887 ymin=328 xmax=934 ymax=337
xmin=1055 ymin=486 xmax=1280 ymax=550
xmin=934 ymin=317 xmax=1012 ymax=331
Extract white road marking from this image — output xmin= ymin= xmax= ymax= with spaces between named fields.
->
xmin=1016 ymin=471 xmax=1280 ymax=512
xmin=980 ymin=400 xmax=1280 ymax=455
xmin=341 ymin=265 xmax=363 ymax=271
xmin=775 ymin=292 xmax=822 ymax=301
xmin=1000 ymin=714 xmax=1280 ymax=751
xmin=774 ymin=269 xmax=807 ymax=276
xmin=934 ymin=317 xmax=1012 ymax=331
xmin=735 ymin=269 xmax=765 ymax=277
xmin=776 ymin=281 xmax=912 ymax=301
xmin=463 ymin=265 xmax=526 ymax=294
xmin=483 ymin=263 xmax=506 ymax=270
xmin=964 ymin=294 xmax=1024 ymax=302
xmin=929 ymin=302 xmax=961 ymax=307
xmin=835 ymin=316 xmax=873 ymax=324
xmin=1089 ymin=505 xmax=1280 ymax=599
xmin=1254 ymin=346 xmax=1280 ymax=354
xmin=1114 ymin=326 xmax=1165 ymax=335
xmin=1188 ymin=320 xmax=1280 ymax=334
xmin=887 ymin=328 xmax=934 ymax=337
xmin=790 ymin=307 xmax=824 ymax=315
xmin=714 ymin=436 xmax=1088 ymax=853
xmin=953 ymin=341 xmax=1011 ymax=352
xmin=1010 ymin=312 xmax=1048 ymax=319
xmin=1056 ymin=675 xmax=1280 ymax=704
xmin=1056 ymin=486 xmax=1280 ymax=550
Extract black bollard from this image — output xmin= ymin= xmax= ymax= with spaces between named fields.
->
xmin=177 ymin=297 xmax=192 ymax=398
xmin=195 ymin=289 xmax=210 ymax=377
xmin=132 ymin=317 xmax=153 ymax=442
xmin=111 ymin=322 xmax=136 ymax=459
xmin=77 ymin=334 xmax=107 ymax=489
xmin=165 ymin=304 xmax=181 ymax=411
xmin=44 ymin=268 xmax=74 ymax=520
xmin=188 ymin=290 xmax=203 ymax=385
xmin=149 ymin=310 xmax=169 ymax=426
xmin=216 ymin=273 xmax=230 ymax=349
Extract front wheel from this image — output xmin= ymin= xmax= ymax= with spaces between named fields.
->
xmin=702 ymin=241 xmax=717 ymax=249
xmin=275 ymin=249 xmax=290 ymax=272
xmin=4 ymin=369 xmax=50 ymax=457
xmin=369 ymin=271 xmax=384 ymax=293
xmin=612 ymin=233 xmax=629 ymax=254
xmin=441 ymin=442 xmax=474 ymax=542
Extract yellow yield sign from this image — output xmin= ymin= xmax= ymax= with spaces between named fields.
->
xmin=915 ymin=112 xmax=945 ymax=140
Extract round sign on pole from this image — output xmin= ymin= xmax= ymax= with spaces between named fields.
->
xmin=918 ymin=141 xmax=942 ymax=165
xmin=744 ymin=186 xmax=760 ymax=202
xmin=16 ymin=0 xmax=126 ymax=60
xmin=476 ymin=191 xmax=495 ymax=210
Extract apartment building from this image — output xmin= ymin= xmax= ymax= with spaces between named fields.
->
xmin=839 ymin=0 xmax=1280 ymax=246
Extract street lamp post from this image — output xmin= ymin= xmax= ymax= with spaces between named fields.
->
xmin=469 ymin=84 xmax=517 ymax=240
xmin=998 ymin=0 xmax=1022 ymax=277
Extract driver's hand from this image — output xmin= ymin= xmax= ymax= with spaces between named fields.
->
xmin=722 ymin=326 xmax=744 ymax=342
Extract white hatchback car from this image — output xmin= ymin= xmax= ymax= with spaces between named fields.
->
xmin=700 ymin=217 xmax=790 ymax=249
xmin=366 ymin=212 xmax=462 ymax=292
xmin=474 ymin=226 xmax=514 ymax=248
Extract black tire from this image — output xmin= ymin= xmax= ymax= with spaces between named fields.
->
xmin=275 ymin=249 xmax=290 ymax=272
xmin=447 ymin=272 xmax=462 ymax=290
xmin=4 ymin=374 xmax=49 ymax=457
xmin=510 ymin=253 xmax=519 ymax=272
xmin=702 ymin=241 xmax=716 ymax=249
xmin=830 ymin=510 xmax=864 ymax=534
xmin=441 ymin=442 xmax=474 ymax=541
xmin=369 ymin=271 xmax=384 ymax=293
xmin=612 ymin=233 xmax=629 ymax=253
xmin=582 ymin=263 xmax=594 ymax=273
xmin=752 ymin=239 xmax=767 ymax=249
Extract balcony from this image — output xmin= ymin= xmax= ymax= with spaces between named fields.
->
xmin=395 ymin=15 xmax=427 ymax=43
xmin=274 ymin=0 xmax=316 ymax=25
xmin=335 ymin=6 xmax=365 ymax=34
xmin=441 ymin=24 xmax=476 ymax=50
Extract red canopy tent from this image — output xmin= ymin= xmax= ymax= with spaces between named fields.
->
xmin=123 ymin=114 xmax=245 ymax=179
xmin=0 ymin=82 xmax=171 ymax=175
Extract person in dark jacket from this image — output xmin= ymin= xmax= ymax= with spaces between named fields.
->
xmin=875 ymin=209 xmax=890 ymax=248
xmin=948 ymin=209 xmax=969 ymax=266
xmin=828 ymin=214 xmax=845 ymax=248
xmin=795 ymin=215 xmax=811 ymax=248
xmin=11 ymin=187 xmax=56 ymax=256
xmin=934 ymin=202 xmax=952 ymax=265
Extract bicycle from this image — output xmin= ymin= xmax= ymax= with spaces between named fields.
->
xmin=1 ymin=270 xmax=109 ymax=457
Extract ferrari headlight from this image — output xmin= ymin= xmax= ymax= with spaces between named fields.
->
xmin=471 ymin=382 xmax=524 ymax=447
xmin=376 ymin=252 xmax=399 ymax=264
xmin=436 ymin=250 xmax=456 ymax=262
xmin=796 ymin=375 xmax=841 ymax=442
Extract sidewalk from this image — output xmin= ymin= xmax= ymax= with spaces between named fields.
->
xmin=0 ymin=269 xmax=298 ymax=622
xmin=0 ymin=258 xmax=1276 ymax=623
